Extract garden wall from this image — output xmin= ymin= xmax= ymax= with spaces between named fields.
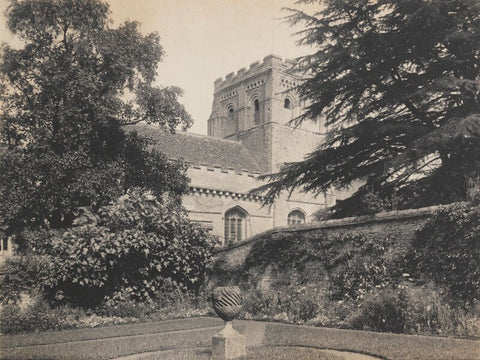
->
xmin=214 ymin=204 xmax=445 ymax=271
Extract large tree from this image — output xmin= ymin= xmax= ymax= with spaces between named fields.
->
xmin=258 ymin=0 xmax=480 ymax=216
xmin=0 ymin=0 xmax=192 ymax=235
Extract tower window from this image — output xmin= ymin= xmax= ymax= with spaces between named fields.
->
xmin=254 ymin=99 xmax=260 ymax=112
xmin=227 ymin=106 xmax=235 ymax=121
xmin=253 ymin=99 xmax=260 ymax=124
xmin=224 ymin=207 xmax=247 ymax=245
xmin=284 ymin=98 xmax=291 ymax=109
xmin=288 ymin=210 xmax=306 ymax=225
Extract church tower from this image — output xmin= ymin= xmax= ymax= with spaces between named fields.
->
xmin=208 ymin=54 xmax=325 ymax=173
xmin=131 ymin=55 xmax=334 ymax=244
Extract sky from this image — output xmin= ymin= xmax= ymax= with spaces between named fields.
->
xmin=0 ymin=0 xmax=317 ymax=135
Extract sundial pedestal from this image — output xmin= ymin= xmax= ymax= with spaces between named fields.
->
xmin=211 ymin=286 xmax=246 ymax=359
xmin=212 ymin=321 xmax=246 ymax=360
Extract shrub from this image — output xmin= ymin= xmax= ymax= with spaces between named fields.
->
xmin=412 ymin=203 xmax=480 ymax=305
xmin=97 ymin=284 xmax=211 ymax=321
xmin=402 ymin=283 xmax=480 ymax=337
xmin=242 ymin=287 xmax=325 ymax=324
xmin=242 ymin=289 xmax=280 ymax=319
xmin=27 ymin=189 xmax=216 ymax=308
xmin=348 ymin=288 xmax=407 ymax=333
xmin=0 ymin=299 xmax=84 ymax=334
xmin=0 ymin=255 xmax=51 ymax=304
xmin=277 ymin=287 xmax=321 ymax=324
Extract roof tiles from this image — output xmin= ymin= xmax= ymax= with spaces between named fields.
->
xmin=127 ymin=124 xmax=260 ymax=173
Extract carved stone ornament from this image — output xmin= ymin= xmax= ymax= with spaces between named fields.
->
xmin=211 ymin=286 xmax=243 ymax=322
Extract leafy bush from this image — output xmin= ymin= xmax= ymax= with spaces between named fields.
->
xmin=1 ymin=299 xmax=84 ymax=334
xmin=24 ymin=189 xmax=216 ymax=308
xmin=402 ymin=283 xmax=480 ymax=337
xmin=412 ymin=203 xmax=480 ymax=305
xmin=242 ymin=287 xmax=326 ymax=324
xmin=279 ymin=287 xmax=321 ymax=324
xmin=348 ymin=288 xmax=407 ymax=333
xmin=242 ymin=289 xmax=281 ymax=320
xmin=97 ymin=284 xmax=211 ymax=320
xmin=0 ymin=255 xmax=51 ymax=304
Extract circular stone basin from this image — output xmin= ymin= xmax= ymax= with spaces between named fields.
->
xmin=139 ymin=346 xmax=381 ymax=360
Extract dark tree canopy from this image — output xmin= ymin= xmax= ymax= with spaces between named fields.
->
xmin=0 ymin=0 xmax=192 ymax=233
xmin=258 ymin=0 xmax=480 ymax=216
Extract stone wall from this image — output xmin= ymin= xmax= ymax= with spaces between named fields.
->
xmin=214 ymin=204 xmax=445 ymax=271
xmin=184 ymin=165 xmax=273 ymax=245
xmin=270 ymin=123 xmax=324 ymax=172
xmin=227 ymin=122 xmax=273 ymax=172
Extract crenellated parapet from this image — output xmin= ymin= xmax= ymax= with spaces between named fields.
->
xmin=188 ymin=162 xmax=261 ymax=177
xmin=182 ymin=161 xmax=264 ymax=195
xmin=213 ymin=54 xmax=298 ymax=93
xmin=188 ymin=186 xmax=266 ymax=202
xmin=208 ymin=54 xmax=310 ymax=141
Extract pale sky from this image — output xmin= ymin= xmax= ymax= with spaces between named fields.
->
xmin=0 ymin=0 xmax=316 ymax=134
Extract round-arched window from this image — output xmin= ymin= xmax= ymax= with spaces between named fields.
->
xmin=288 ymin=210 xmax=306 ymax=225
xmin=284 ymin=98 xmax=291 ymax=109
xmin=253 ymin=99 xmax=260 ymax=124
xmin=227 ymin=106 xmax=235 ymax=120
xmin=224 ymin=207 xmax=248 ymax=244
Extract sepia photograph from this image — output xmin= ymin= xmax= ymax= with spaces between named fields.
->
xmin=0 ymin=0 xmax=479 ymax=359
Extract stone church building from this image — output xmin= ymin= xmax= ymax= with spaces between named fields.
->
xmin=133 ymin=55 xmax=334 ymax=246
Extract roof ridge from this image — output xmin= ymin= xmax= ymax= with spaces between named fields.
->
xmin=174 ymin=131 xmax=243 ymax=145
xmin=133 ymin=123 xmax=242 ymax=145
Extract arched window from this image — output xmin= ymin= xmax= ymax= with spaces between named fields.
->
xmin=253 ymin=99 xmax=260 ymax=124
xmin=284 ymin=98 xmax=291 ymax=109
xmin=254 ymin=99 xmax=260 ymax=111
xmin=288 ymin=210 xmax=306 ymax=225
xmin=224 ymin=207 xmax=247 ymax=245
xmin=227 ymin=106 xmax=234 ymax=120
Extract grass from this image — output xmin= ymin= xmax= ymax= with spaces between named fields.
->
xmin=133 ymin=346 xmax=348 ymax=360
xmin=264 ymin=322 xmax=480 ymax=360
xmin=2 ymin=317 xmax=479 ymax=360
xmin=1 ymin=317 xmax=223 ymax=349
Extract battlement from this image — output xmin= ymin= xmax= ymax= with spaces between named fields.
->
xmin=214 ymin=54 xmax=297 ymax=92
xmin=189 ymin=162 xmax=261 ymax=177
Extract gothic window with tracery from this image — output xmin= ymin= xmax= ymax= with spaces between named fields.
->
xmin=288 ymin=210 xmax=306 ymax=225
xmin=224 ymin=207 xmax=247 ymax=245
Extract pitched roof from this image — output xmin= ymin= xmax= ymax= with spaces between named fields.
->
xmin=127 ymin=124 xmax=261 ymax=173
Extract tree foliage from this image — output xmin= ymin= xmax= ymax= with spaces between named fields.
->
xmin=2 ymin=189 xmax=217 ymax=308
xmin=0 ymin=0 xmax=192 ymax=233
xmin=258 ymin=0 xmax=480 ymax=215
